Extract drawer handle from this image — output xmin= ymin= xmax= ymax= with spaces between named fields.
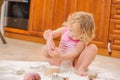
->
xmin=107 ymin=40 xmax=112 ymax=56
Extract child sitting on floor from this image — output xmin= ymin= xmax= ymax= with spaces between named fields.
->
xmin=41 ymin=12 xmax=97 ymax=76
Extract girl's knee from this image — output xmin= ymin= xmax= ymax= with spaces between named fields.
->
xmin=88 ymin=44 xmax=98 ymax=52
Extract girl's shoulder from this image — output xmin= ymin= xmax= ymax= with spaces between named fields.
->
xmin=62 ymin=26 xmax=69 ymax=32
xmin=58 ymin=27 xmax=68 ymax=34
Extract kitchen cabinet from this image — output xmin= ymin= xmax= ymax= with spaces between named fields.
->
xmin=4 ymin=0 xmax=120 ymax=57
xmin=29 ymin=0 xmax=111 ymax=48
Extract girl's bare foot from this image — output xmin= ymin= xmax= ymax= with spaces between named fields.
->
xmin=77 ymin=67 xmax=87 ymax=76
xmin=43 ymin=29 xmax=52 ymax=39
xmin=47 ymin=57 xmax=61 ymax=66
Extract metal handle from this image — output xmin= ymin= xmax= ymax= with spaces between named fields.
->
xmin=107 ymin=40 xmax=112 ymax=56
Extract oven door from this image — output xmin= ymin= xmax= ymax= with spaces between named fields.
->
xmin=6 ymin=0 xmax=30 ymax=30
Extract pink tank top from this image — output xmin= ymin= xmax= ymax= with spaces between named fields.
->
xmin=59 ymin=27 xmax=80 ymax=53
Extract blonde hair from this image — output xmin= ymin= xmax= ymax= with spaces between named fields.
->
xmin=65 ymin=12 xmax=95 ymax=42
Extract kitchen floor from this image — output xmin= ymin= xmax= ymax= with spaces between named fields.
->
xmin=0 ymin=37 xmax=45 ymax=61
xmin=0 ymin=38 xmax=120 ymax=78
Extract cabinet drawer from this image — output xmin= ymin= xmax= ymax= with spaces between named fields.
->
xmin=112 ymin=0 xmax=120 ymax=3
xmin=109 ymin=34 xmax=120 ymax=51
xmin=110 ymin=19 xmax=120 ymax=35
xmin=111 ymin=4 xmax=120 ymax=19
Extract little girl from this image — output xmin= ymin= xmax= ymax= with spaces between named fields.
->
xmin=41 ymin=12 xmax=97 ymax=76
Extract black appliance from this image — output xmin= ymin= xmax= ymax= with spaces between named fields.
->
xmin=6 ymin=0 xmax=30 ymax=30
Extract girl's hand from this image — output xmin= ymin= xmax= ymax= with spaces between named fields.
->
xmin=48 ymin=48 xmax=60 ymax=58
xmin=48 ymin=48 xmax=55 ymax=57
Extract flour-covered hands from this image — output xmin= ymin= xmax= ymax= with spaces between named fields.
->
xmin=48 ymin=48 xmax=61 ymax=58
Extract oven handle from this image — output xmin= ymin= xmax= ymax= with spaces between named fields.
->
xmin=4 ymin=0 xmax=28 ymax=3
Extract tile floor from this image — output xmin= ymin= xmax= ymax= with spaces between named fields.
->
xmin=0 ymin=38 xmax=120 ymax=78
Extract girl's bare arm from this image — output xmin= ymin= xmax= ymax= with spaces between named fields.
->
xmin=52 ymin=27 xmax=65 ymax=38
xmin=43 ymin=27 xmax=65 ymax=40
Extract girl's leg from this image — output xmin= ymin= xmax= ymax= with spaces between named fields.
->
xmin=73 ymin=44 xmax=97 ymax=76
xmin=41 ymin=45 xmax=50 ymax=57
xmin=41 ymin=34 xmax=55 ymax=57
xmin=41 ymin=30 xmax=61 ymax=66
